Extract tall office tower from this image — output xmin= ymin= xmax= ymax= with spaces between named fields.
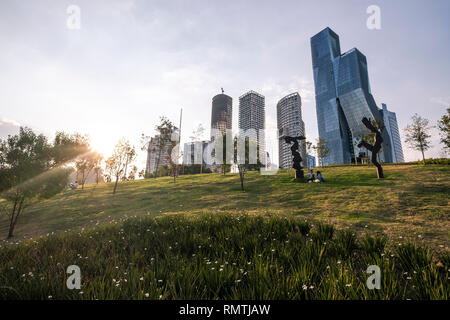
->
xmin=211 ymin=93 xmax=233 ymax=141
xmin=239 ymin=90 xmax=266 ymax=163
xmin=277 ymin=92 xmax=307 ymax=169
xmin=380 ymin=103 xmax=404 ymax=163
xmin=310 ymin=27 xmax=393 ymax=165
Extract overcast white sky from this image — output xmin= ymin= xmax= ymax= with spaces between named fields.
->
xmin=1 ymin=0 xmax=449 ymax=169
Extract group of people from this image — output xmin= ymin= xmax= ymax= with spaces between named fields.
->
xmin=306 ymin=169 xmax=324 ymax=183
xmin=68 ymin=181 xmax=79 ymax=189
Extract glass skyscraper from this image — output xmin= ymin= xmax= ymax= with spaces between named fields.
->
xmin=311 ymin=27 xmax=392 ymax=165
xmin=380 ymin=103 xmax=404 ymax=163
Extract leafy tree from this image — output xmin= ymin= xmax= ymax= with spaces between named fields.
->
xmin=128 ymin=165 xmax=138 ymax=181
xmin=141 ymin=117 xmax=175 ymax=178
xmin=437 ymin=108 xmax=450 ymax=153
xmin=404 ymin=114 xmax=432 ymax=165
xmin=105 ymin=139 xmax=136 ymax=194
xmin=0 ymin=127 xmax=88 ymax=238
xmin=313 ymin=137 xmax=330 ymax=167
xmin=75 ymin=151 xmax=103 ymax=189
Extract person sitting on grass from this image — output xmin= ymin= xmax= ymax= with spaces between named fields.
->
xmin=69 ymin=181 xmax=79 ymax=189
xmin=315 ymin=171 xmax=324 ymax=183
xmin=306 ymin=169 xmax=315 ymax=183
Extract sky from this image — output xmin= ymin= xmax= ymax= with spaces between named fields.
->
xmin=0 ymin=0 xmax=449 ymax=170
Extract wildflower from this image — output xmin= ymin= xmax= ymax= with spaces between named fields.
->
xmin=145 ymin=293 xmax=149 ymax=297
xmin=345 ymin=284 xmax=352 ymax=287
xmin=337 ymin=260 xmax=341 ymax=264
xmin=158 ymin=280 xmax=163 ymax=283
xmin=48 ymin=295 xmax=53 ymax=299
xmin=159 ymin=295 xmax=162 ymax=299
xmin=302 ymin=285 xmax=307 ymax=290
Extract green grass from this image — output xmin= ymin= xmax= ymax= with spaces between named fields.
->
xmin=1 ymin=165 xmax=449 ymax=250
xmin=0 ymin=165 xmax=449 ymax=299
xmin=0 ymin=213 xmax=448 ymax=300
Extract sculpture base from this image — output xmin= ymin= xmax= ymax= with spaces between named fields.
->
xmin=295 ymin=170 xmax=304 ymax=180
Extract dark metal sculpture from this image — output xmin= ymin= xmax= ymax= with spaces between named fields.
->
xmin=357 ymin=117 xmax=384 ymax=179
xmin=284 ymin=136 xmax=306 ymax=180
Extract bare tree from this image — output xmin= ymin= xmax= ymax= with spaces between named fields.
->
xmin=404 ymin=114 xmax=432 ymax=165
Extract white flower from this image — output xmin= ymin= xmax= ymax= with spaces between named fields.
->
xmin=302 ymin=285 xmax=308 ymax=290
xmin=140 ymin=277 xmax=144 ymax=281
xmin=144 ymin=293 xmax=149 ymax=297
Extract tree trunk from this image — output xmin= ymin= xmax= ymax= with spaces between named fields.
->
xmin=421 ymin=148 xmax=426 ymax=165
xmin=7 ymin=196 xmax=24 ymax=239
xmin=239 ymin=166 xmax=245 ymax=191
xmin=113 ymin=176 xmax=119 ymax=194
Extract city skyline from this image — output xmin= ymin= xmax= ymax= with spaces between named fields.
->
xmin=1 ymin=0 xmax=449 ymax=171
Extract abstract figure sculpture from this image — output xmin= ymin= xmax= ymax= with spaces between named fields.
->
xmin=357 ymin=117 xmax=384 ymax=179
xmin=284 ymin=136 xmax=306 ymax=180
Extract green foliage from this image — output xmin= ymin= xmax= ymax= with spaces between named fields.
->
xmin=311 ymin=223 xmax=334 ymax=244
xmin=0 ymin=213 xmax=447 ymax=300
xmin=437 ymin=108 xmax=450 ymax=152
xmin=361 ymin=235 xmax=387 ymax=259
xmin=404 ymin=113 xmax=432 ymax=164
xmin=333 ymin=230 xmax=358 ymax=259
xmin=396 ymin=242 xmax=433 ymax=272
xmin=0 ymin=127 xmax=88 ymax=238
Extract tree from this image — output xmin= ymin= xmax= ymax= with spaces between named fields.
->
xmin=128 ymin=165 xmax=138 ymax=181
xmin=233 ymin=136 xmax=262 ymax=191
xmin=437 ymin=108 xmax=450 ymax=154
xmin=141 ymin=117 xmax=175 ymax=178
xmin=105 ymin=139 xmax=136 ymax=194
xmin=404 ymin=114 xmax=432 ymax=165
xmin=75 ymin=151 xmax=103 ymax=189
xmin=313 ymin=138 xmax=330 ymax=167
xmin=0 ymin=127 xmax=88 ymax=238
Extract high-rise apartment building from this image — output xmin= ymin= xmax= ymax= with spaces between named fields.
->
xmin=310 ymin=27 xmax=393 ymax=165
xmin=380 ymin=103 xmax=404 ymax=163
xmin=277 ymin=92 xmax=307 ymax=169
xmin=239 ymin=90 xmax=266 ymax=163
xmin=211 ymin=93 xmax=232 ymax=141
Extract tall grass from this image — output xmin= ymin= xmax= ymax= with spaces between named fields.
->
xmin=0 ymin=213 xmax=448 ymax=300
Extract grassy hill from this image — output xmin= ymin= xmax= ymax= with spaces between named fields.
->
xmin=1 ymin=165 xmax=449 ymax=250
xmin=0 ymin=164 xmax=449 ymax=300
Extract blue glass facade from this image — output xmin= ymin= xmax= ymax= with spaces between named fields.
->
xmin=311 ymin=27 xmax=392 ymax=165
